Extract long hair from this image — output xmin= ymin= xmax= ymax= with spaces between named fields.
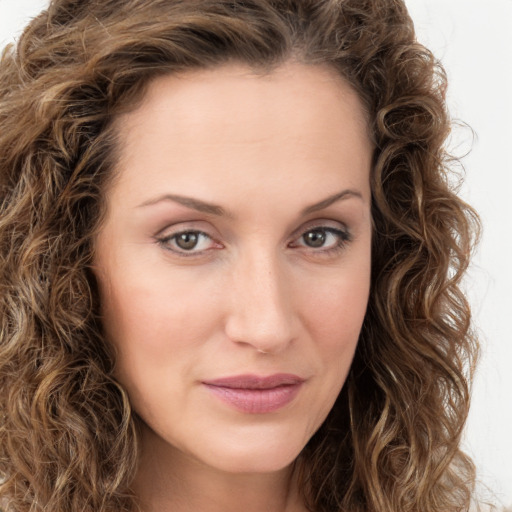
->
xmin=0 ymin=1 xmax=480 ymax=511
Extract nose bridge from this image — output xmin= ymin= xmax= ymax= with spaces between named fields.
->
xmin=225 ymin=246 xmax=295 ymax=353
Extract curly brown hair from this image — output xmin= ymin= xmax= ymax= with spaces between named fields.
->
xmin=0 ymin=0 xmax=480 ymax=511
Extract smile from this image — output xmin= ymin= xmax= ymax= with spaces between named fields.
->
xmin=202 ymin=374 xmax=305 ymax=414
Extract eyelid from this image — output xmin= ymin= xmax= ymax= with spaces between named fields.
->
xmin=291 ymin=219 xmax=350 ymax=240
xmin=155 ymin=227 xmax=222 ymax=257
xmin=288 ymin=222 xmax=352 ymax=254
xmin=154 ymin=219 xmax=352 ymax=258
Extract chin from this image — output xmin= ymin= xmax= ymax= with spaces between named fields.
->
xmin=177 ymin=424 xmax=310 ymax=475
xmin=202 ymin=445 xmax=301 ymax=475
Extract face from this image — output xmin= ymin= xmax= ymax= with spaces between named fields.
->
xmin=94 ymin=61 xmax=373 ymax=475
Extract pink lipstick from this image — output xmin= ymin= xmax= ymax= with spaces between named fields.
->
xmin=202 ymin=374 xmax=304 ymax=414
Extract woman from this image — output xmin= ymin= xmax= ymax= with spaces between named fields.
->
xmin=0 ymin=1 xmax=480 ymax=511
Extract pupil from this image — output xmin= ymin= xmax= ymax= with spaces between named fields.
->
xmin=304 ymin=230 xmax=326 ymax=248
xmin=176 ymin=232 xmax=198 ymax=250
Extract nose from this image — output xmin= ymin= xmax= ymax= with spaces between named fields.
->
xmin=224 ymin=251 xmax=297 ymax=354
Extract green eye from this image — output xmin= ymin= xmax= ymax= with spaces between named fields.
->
xmin=158 ymin=230 xmax=216 ymax=255
xmin=294 ymin=226 xmax=351 ymax=253
xmin=302 ymin=229 xmax=328 ymax=248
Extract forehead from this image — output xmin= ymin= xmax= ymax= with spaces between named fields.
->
xmin=111 ymin=60 xmax=372 ymax=207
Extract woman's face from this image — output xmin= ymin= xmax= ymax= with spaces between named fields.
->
xmin=94 ymin=61 xmax=373 ymax=475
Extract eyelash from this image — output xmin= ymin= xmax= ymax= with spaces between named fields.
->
xmin=289 ymin=226 xmax=351 ymax=256
xmin=156 ymin=230 xmax=218 ymax=257
xmin=155 ymin=225 xmax=352 ymax=258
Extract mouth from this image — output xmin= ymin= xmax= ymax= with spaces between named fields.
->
xmin=202 ymin=374 xmax=305 ymax=414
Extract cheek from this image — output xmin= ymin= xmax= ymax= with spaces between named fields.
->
xmin=293 ymin=262 xmax=370 ymax=434
xmin=300 ymin=264 xmax=370 ymax=356
xmin=99 ymin=267 xmax=224 ymax=385
xmin=103 ymin=261 xmax=218 ymax=338
xmin=98 ymin=272 xmax=228 ymax=430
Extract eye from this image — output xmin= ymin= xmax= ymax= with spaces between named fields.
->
xmin=302 ymin=229 xmax=331 ymax=248
xmin=291 ymin=226 xmax=351 ymax=252
xmin=157 ymin=230 xmax=218 ymax=255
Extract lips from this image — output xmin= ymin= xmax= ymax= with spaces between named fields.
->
xmin=202 ymin=374 xmax=304 ymax=414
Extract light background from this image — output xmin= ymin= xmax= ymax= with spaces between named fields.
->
xmin=1 ymin=0 xmax=511 ymax=507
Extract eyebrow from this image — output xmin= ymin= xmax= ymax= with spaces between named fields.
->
xmin=300 ymin=189 xmax=363 ymax=215
xmin=137 ymin=189 xmax=363 ymax=216
xmin=137 ymin=194 xmax=227 ymax=216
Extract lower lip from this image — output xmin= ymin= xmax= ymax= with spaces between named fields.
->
xmin=203 ymin=383 xmax=303 ymax=414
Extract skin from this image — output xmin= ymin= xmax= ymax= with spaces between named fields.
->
xmin=93 ymin=60 xmax=373 ymax=512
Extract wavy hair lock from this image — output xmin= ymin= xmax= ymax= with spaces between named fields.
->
xmin=0 ymin=1 xmax=479 ymax=511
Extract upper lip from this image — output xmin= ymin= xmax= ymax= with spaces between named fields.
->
xmin=202 ymin=373 xmax=305 ymax=390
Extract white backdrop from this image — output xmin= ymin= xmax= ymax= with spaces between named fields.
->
xmin=404 ymin=1 xmax=512 ymax=507
xmin=1 ymin=0 xmax=511 ymax=507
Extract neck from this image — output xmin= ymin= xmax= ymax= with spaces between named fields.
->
xmin=132 ymin=424 xmax=309 ymax=512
